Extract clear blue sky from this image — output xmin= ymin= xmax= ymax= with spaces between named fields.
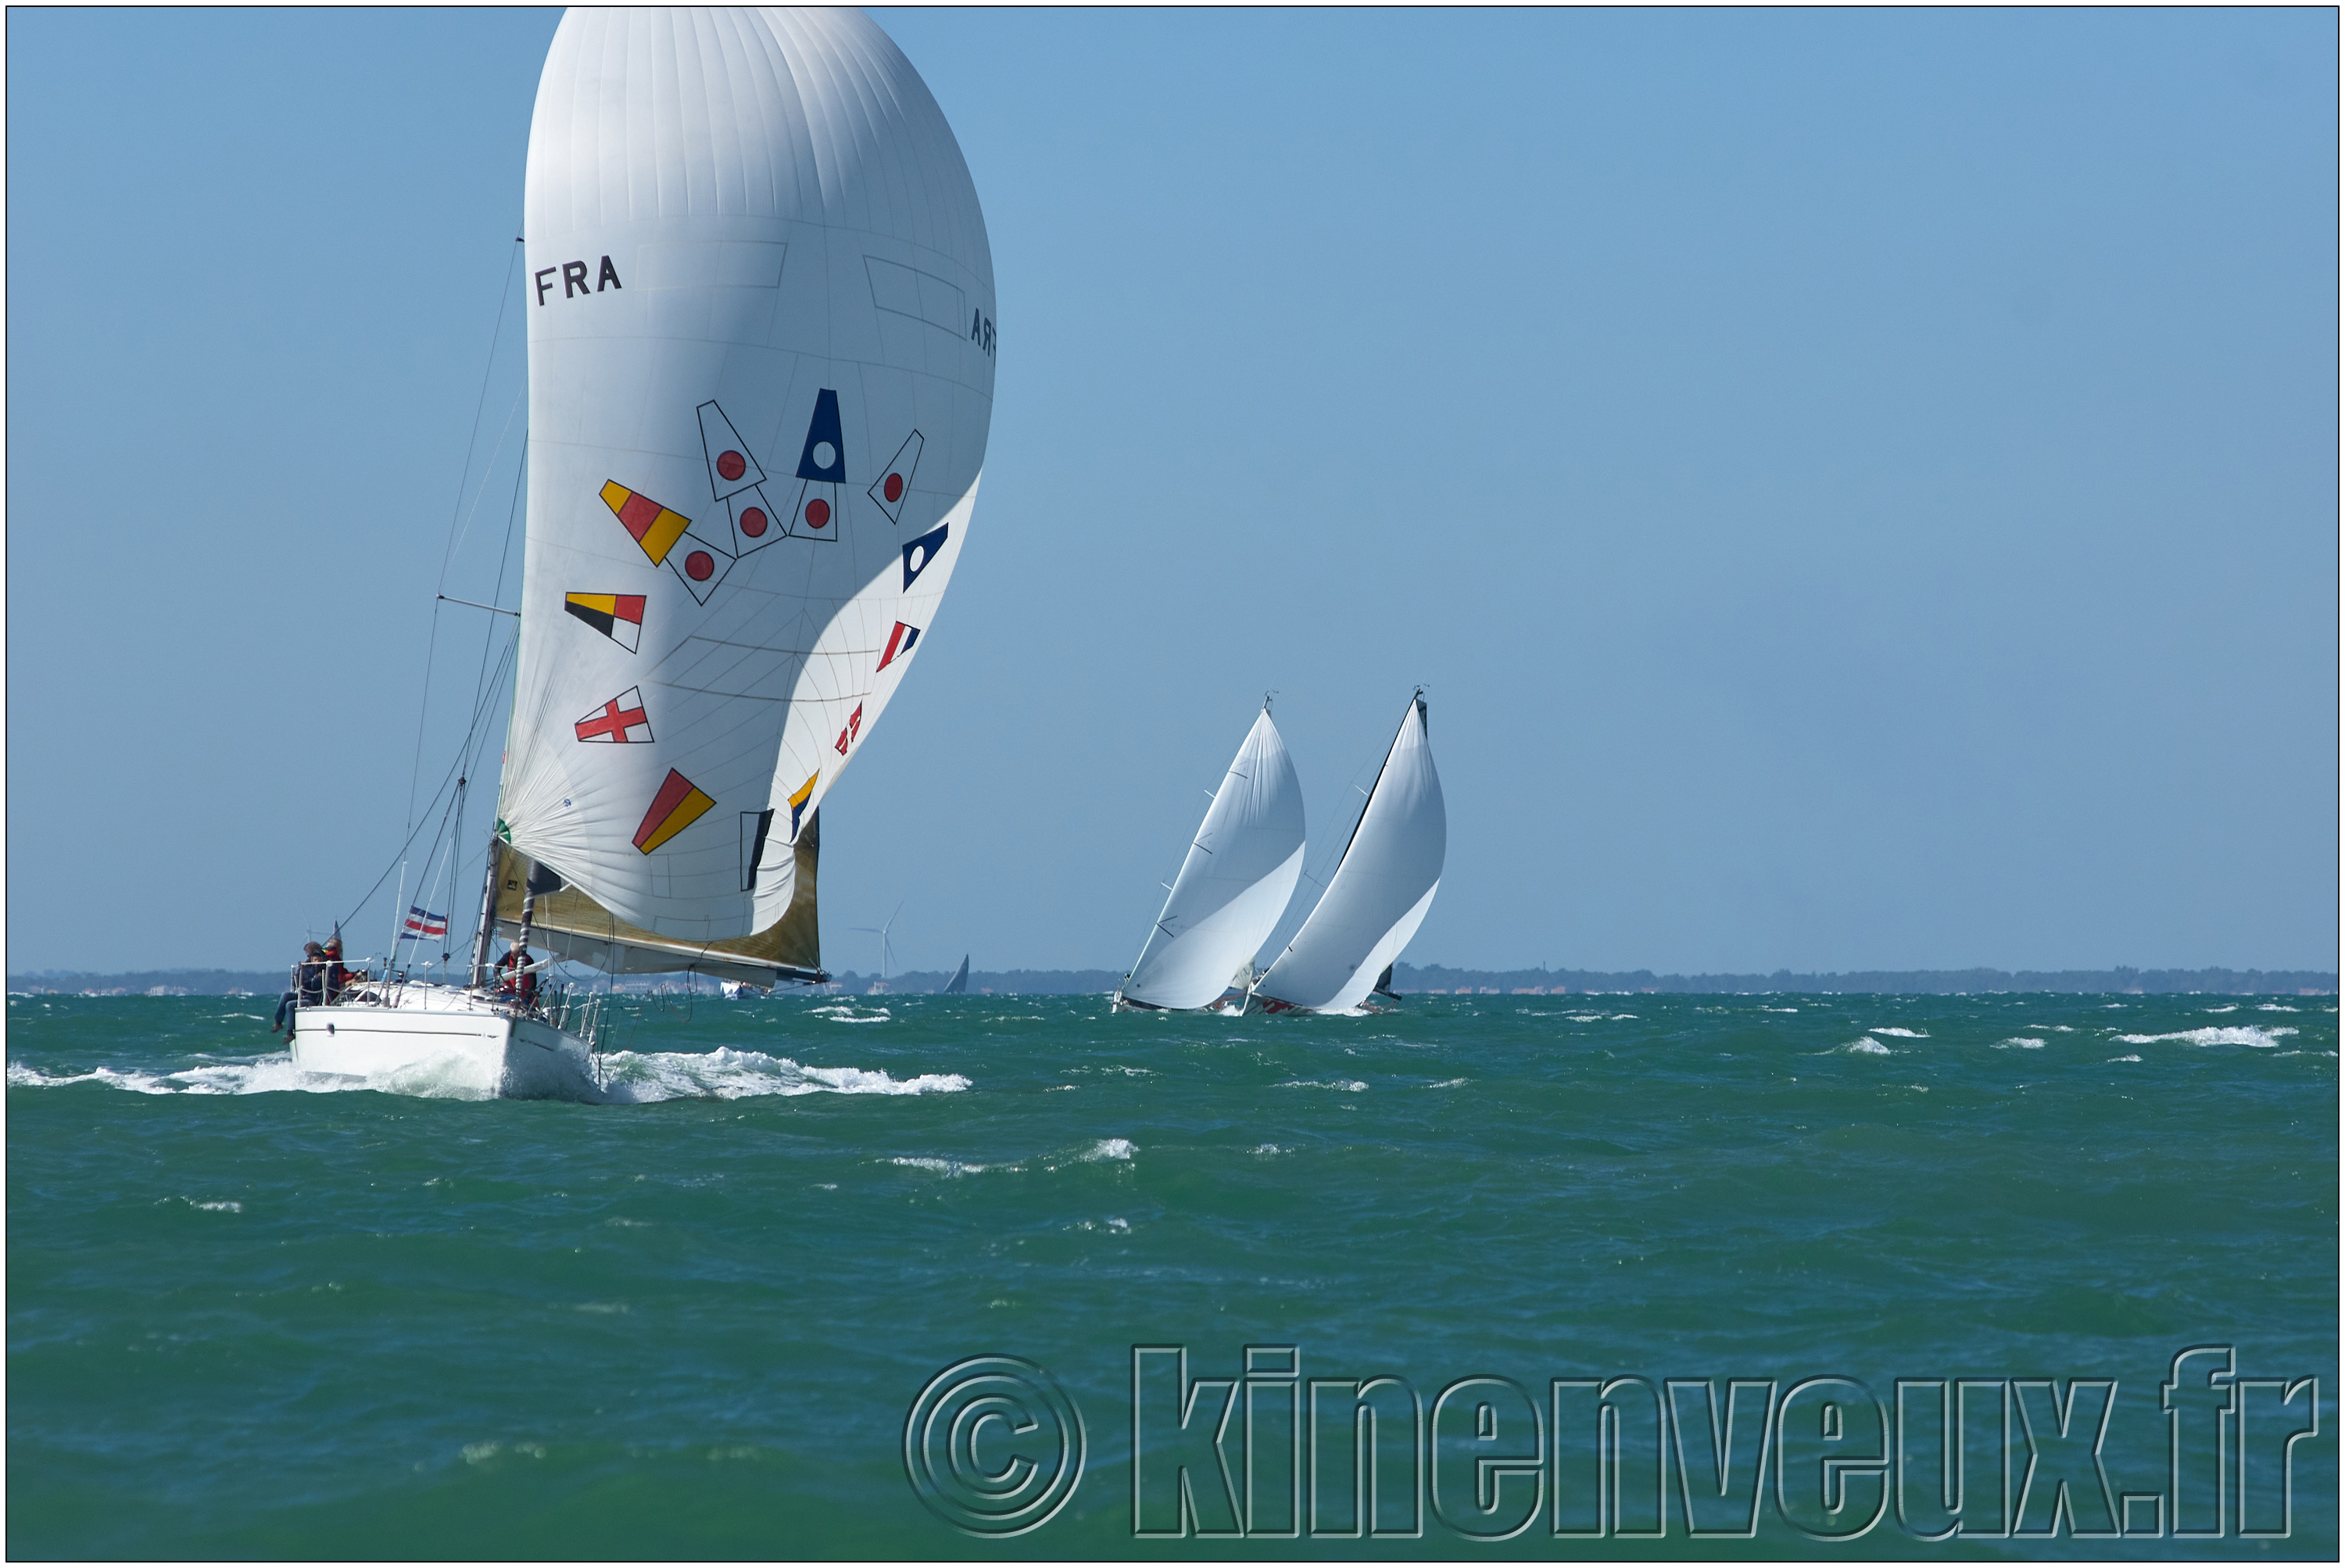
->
xmin=8 ymin=8 xmax=2336 ymax=976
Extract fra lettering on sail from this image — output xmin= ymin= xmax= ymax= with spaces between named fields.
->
xmin=535 ymin=256 xmax=622 ymax=304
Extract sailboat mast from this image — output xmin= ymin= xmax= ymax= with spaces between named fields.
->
xmin=468 ymin=825 xmax=499 ymax=989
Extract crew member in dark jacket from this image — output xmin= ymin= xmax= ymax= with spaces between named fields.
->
xmin=278 ymin=941 xmax=326 ymax=1041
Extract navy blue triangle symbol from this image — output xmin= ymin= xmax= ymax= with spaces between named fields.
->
xmin=795 ymin=389 xmax=846 ymax=481
xmin=900 ymin=522 xmax=949 ymax=590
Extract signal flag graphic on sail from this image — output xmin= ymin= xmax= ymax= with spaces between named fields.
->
xmin=697 ymin=401 xmax=767 ymax=499
xmin=876 ymin=621 xmax=921 ymax=671
xmin=786 ymin=771 xmax=818 ymax=841
xmin=575 ymin=686 xmax=653 ymax=744
xmin=739 ymin=808 xmax=776 ymax=892
xmin=602 ymin=480 xmax=735 ymax=603
xmin=901 ymin=524 xmax=948 ymax=590
xmin=784 ymin=389 xmax=846 ymax=546
xmin=834 ymin=703 xmax=864 ymax=754
xmin=867 ymin=430 xmax=922 ymax=524
xmin=633 ymin=768 xmax=716 ymax=854
xmin=564 ymin=592 xmax=645 ymax=653
xmin=699 ymin=400 xmax=784 ymax=560
xmin=795 ymin=390 xmax=846 ymax=481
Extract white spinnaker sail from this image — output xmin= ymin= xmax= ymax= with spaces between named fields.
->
xmin=1253 ymin=697 xmax=1445 ymax=1013
xmin=499 ymin=8 xmax=994 ymax=944
xmin=1122 ymin=709 xmax=1307 ymax=1009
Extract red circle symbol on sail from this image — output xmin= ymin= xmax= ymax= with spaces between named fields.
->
xmin=804 ymin=498 xmax=832 ymax=529
xmin=884 ymin=474 xmax=904 ymax=503
xmin=717 ymin=450 xmax=746 ymax=481
xmin=685 ymin=550 xmax=715 ymax=581
xmin=739 ymin=507 xmax=768 ymax=538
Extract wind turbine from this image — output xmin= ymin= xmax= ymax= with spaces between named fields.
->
xmin=850 ymin=901 xmax=904 ymax=983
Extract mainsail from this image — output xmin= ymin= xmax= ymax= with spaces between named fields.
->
xmin=1122 ymin=707 xmax=1306 ymax=1010
xmin=1251 ymin=696 xmax=1445 ymax=1013
xmin=943 ymin=954 xmax=970 ymax=994
xmin=492 ymin=9 xmax=994 ymax=981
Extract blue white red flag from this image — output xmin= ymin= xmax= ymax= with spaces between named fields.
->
xmin=403 ymin=907 xmax=449 ymax=940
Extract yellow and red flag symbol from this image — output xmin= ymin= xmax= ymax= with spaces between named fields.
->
xmin=633 ymin=768 xmax=716 ymax=854
xmin=601 ymin=481 xmax=693 ymax=566
xmin=603 ymin=480 xmax=736 ymax=603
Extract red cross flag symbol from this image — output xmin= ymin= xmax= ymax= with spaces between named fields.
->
xmin=575 ymin=686 xmax=653 ymax=744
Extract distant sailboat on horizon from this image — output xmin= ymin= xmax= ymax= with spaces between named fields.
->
xmin=1115 ymin=700 xmax=1306 ymax=1012
xmin=1248 ymin=693 xmax=1445 ymax=1015
xmin=943 ymin=954 xmax=969 ymax=994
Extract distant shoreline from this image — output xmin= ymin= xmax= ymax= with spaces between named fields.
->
xmin=11 ymin=963 xmax=2335 ymax=997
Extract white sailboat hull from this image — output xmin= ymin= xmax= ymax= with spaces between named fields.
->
xmin=289 ymin=985 xmax=599 ymax=1102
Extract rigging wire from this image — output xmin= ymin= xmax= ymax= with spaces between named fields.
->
xmin=471 ymin=439 xmax=528 ymax=725
xmin=403 ymin=238 xmax=524 ymax=839
xmin=340 ymin=628 xmax=518 ymax=937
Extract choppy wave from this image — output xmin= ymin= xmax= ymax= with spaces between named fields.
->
xmin=1871 ymin=1027 xmax=1928 ymax=1038
xmin=888 ymin=1155 xmax=993 ymax=1177
xmin=1277 ymin=1078 xmax=1369 ymax=1091
xmin=1837 ymin=1039 xmax=1892 ymax=1054
xmin=1994 ymin=1037 xmax=2046 ymax=1050
xmin=2110 ymin=1026 xmax=2297 ymax=1050
xmin=1083 ymin=1137 xmax=1135 ymax=1161
xmin=807 ymin=1005 xmax=892 ymax=1024
xmin=7 ymin=1047 xmax=968 ymax=1104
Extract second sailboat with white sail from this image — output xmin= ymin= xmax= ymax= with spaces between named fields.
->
xmin=1115 ymin=693 xmax=1445 ymax=1016
xmin=1249 ymin=695 xmax=1446 ymax=1015
xmin=1115 ymin=701 xmax=1306 ymax=1011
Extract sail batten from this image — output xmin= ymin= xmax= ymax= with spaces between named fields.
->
xmin=496 ymin=9 xmax=993 ymax=969
xmin=1122 ymin=709 xmax=1306 ymax=1011
xmin=1252 ymin=698 xmax=1445 ymax=1014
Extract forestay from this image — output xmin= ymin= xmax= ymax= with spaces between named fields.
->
xmin=1122 ymin=708 xmax=1306 ymax=1010
xmin=1252 ymin=697 xmax=1445 ymax=1013
xmin=496 ymin=8 xmax=995 ymax=967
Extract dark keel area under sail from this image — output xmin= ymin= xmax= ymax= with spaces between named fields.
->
xmin=491 ymin=812 xmax=825 ymax=987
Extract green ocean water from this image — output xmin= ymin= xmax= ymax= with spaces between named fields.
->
xmin=7 ymin=990 xmax=2336 ymax=1559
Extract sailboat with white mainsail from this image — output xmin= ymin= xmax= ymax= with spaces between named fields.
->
xmin=292 ymin=8 xmax=995 ymax=1098
xmin=1115 ymin=701 xmax=1306 ymax=1011
xmin=1247 ymin=694 xmax=1445 ymax=1015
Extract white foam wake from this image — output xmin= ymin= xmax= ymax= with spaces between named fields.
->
xmin=5 ymin=1055 xmax=501 ymax=1100
xmin=7 ymin=1047 xmax=969 ymax=1104
xmin=2111 ymin=1026 xmax=2298 ymax=1049
xmin=594 ymin=1047 xmax=967 ymax=1102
